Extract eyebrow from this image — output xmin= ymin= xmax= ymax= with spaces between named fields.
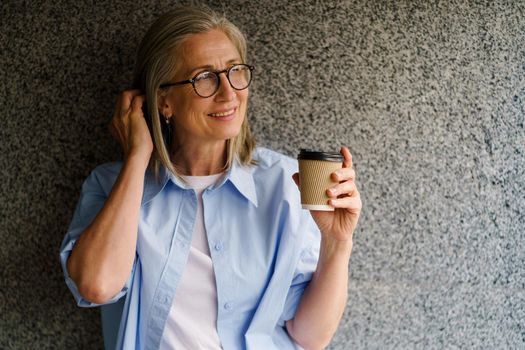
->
xmin=187 ymin=59 xmax=241 ymax=76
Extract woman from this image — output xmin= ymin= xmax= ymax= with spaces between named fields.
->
xmin=60 ymin=5 xmax=361 ymax=350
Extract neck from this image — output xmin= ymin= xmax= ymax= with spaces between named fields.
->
xmin=171 ymin=141 xmax=228 ymax=176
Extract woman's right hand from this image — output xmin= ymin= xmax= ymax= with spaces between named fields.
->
xmin=68 ymin=90 xmax=153 ymax=304
xmin=109 ymin=90 xmax=154 ymax=163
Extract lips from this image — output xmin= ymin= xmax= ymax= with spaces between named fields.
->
xmin=208 ymin=108 xmax=236 ymax=119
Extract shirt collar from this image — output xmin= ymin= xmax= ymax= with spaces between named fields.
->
xmin=142 ymin=159 xmax=258 ymax=207
xmin=142 ymin=166 xmax=169 ymax=205
xmin=225 ymin=159 xmax=258 ymax=207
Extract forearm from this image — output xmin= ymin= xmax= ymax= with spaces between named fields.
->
xmin=287 ymin=238 xmax=352 ymax=350
xmin=67 ymin=155 xmax=148 ymax=303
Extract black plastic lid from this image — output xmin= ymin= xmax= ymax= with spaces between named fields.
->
xmin=297 ymin=149 xmax=343 ymax=162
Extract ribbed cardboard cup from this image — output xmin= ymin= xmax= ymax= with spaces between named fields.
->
xmin=298 ymin=149 xmax=344 ymax=211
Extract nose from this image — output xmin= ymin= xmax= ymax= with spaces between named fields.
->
xmin=214 ymin=72 xmax=235 ymax=101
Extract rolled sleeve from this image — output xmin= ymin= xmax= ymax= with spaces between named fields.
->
xmin=279 ymin=214 xmax=320 ymax=326
xmin=59 ymin=167 xmax=132 ymax=307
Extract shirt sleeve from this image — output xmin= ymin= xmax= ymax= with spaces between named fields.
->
xmin=278 ymin=211 xmax=321 ymax=326
xmin=59 ymin=167 xmax=134 ymax=307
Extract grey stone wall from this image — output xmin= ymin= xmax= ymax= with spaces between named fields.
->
xmin=1 ymin=0 xmax=523 ymax=349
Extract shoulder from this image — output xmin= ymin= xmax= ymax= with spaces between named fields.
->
xmin=82 ymin=162 xmax=123 ymax=195
xmin=89 ymin=162 xmax=123 ymax=181
xmin=249 ymin=147 xmax=299 ymax=199
xmin=79 ymin=161 xmax=166 ymax=204
xmin=252 ymin=147 xmax=298 ymax=173
xmin=250 ymin=148 xmax=318 ymax=239
xmin=91 ymin=162 xmax=123 ymax=178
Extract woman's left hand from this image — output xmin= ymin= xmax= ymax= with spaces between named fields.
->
xmin=294 ymin=146 xmax=362 ymax=242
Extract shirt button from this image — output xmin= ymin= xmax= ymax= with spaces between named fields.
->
xmin=214 ymin=242 xmax=223 ymax=251
xmin=224 ymin=302 xmax=233 ymax=310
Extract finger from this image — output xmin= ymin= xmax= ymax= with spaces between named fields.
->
xmin=341 ymin=146 xmax=352 ymax=168
xmin=326 ymin=180 xmax=356 ymax=198
xmin=328 ymin=194 xmax=362 ymax=211
xmin=120 ymin=90 xmax=142 ymax=114
xmin=130 ymin=94 xmax=146 ymax=115
xmin=331 ymin=167 xmax=356 ymax=182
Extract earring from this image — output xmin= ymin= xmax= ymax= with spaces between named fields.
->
xmin=163 ymin=115 xmax=172 ymax=147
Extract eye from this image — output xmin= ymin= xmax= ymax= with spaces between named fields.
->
xmin=194 ymin=71 xmax=216 ymax=82
xmin=230 ymin=65 xmax=247 ymax=74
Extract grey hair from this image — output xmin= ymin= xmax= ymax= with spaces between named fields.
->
xmin=132 ymin=4 xmax=256 ymax=177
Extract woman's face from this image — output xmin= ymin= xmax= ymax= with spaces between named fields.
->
xmin=160 ymin=29 xmax=248 ymax=151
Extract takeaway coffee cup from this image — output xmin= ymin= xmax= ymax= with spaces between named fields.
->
xmin=298 ymin=149 xmax=344 ymax=211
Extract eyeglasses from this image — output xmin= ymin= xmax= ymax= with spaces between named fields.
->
xmin=160 ymin=64 xmax=254 ymax=98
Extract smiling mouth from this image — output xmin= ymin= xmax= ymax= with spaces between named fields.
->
xmin=208 ymin=108 xmax=236 ymax=118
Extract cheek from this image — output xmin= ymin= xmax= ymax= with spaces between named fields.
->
xmin=174 ymin=95 xmax=205 ymax=117
xmin=238 ymin=91 xmax=249 ymax=110
xmin=240 ymin=89 xmax=249 ymax=101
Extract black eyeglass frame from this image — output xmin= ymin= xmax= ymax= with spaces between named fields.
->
xmin=159 ymin=64 xmax=255 ymax=98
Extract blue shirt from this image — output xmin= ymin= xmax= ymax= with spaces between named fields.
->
xmin=60 ymin=147 xmax=321 ymax=350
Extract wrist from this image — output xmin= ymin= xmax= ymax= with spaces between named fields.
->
xmin=319 ymin=237 xmax=353 ymax=260
xmin=125 ymin=151 xmax=151 ymax=170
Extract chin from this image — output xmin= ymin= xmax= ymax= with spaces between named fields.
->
xmin=216 ymin=119 xmax=244 ymax=139
xmin=219 ymin=128 xmax=242 ymax=141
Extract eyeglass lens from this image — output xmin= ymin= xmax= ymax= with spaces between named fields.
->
xmin=193 ymin=65 xmax=252 ymax=97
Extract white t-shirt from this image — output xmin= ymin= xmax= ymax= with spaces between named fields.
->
xmin=160 ymin=173 xmax=224 ymax=350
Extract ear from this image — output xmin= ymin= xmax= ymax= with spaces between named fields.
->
xmin=157 ymin=92 xmax=174 ymax=118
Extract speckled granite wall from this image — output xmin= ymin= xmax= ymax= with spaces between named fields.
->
xmin=1 ymin=0 xmax=524 ymax=349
